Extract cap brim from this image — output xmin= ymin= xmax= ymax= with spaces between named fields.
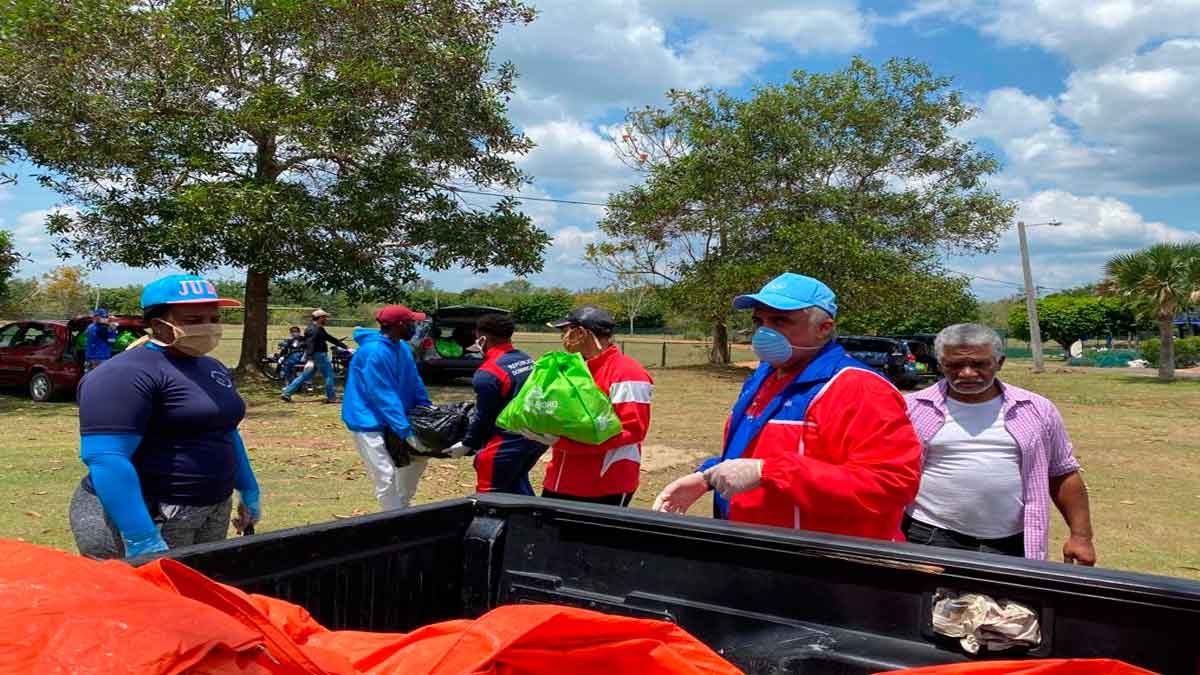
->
xmin=732 ymin=292 xmax=814 ymax=312
xmin=411 ymin=312 xmax=427 ymax=321
xmin=166 ymin=298 xmax=243 ymax=308
xmin=547 ymin=319 xmax=573 ymax=329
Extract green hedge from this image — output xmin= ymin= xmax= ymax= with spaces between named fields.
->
xmin=1140 ymin=336 xmax=1200 ymax=368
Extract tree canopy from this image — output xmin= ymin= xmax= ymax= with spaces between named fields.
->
xmin=1104 ymin=242 xmax=1200 ymax=381
xmin=0 ymin=228 xmax=23 ymax=306
xmin=589 ymin=58 xmax=1013 ymax=362
xmin=0 ymin=0 xmax=548 ymax=369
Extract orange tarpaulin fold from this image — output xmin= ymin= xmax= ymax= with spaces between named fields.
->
xmin=0 ymin=539 xmax=740 ymax=675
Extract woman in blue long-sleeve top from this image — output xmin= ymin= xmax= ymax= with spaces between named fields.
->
xmin=68 ymin=274 xmax=262 ymax=559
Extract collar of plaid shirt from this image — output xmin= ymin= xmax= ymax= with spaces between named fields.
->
xmin=908 ymin=378 xmax=1082 ymax=561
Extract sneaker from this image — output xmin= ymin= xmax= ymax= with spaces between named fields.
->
xmin=280 ymin=394 xmax=293 ymax=403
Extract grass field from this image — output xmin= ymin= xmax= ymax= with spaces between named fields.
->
xmin=1 ymin=340 xmax=1197 ymax=580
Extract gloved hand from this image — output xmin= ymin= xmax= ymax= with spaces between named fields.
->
xmin=520 ymin=430 xmax=559 ymax=446
xmin=406 ymin=433 xmax=432 ymax=454
xmin=123 ymin=529 xmax=169 ymax=557
xmin=652 ymin=472 xmax=710 ymax=514
xmin=702 ymin=458 xmax=764 ymax=500
xmin=445 ymin=442 xmax=472 ymax=459
xmin=234 ymin=489 xmax=262 ymax=534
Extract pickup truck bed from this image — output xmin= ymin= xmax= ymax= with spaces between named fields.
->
xmin=160 ymin=494 xmax=1200 ymax=674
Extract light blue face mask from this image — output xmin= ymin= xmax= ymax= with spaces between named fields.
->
xmin=751 ymin=326 xmax=824 ymax=367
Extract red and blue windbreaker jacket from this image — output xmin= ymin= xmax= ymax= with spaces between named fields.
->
xmin=464 ymin=344 xmax=547 ymax=492
xmin=702 ymin=341 xmax=922 ymax=541
xmin=545 ymin=345 xmax=654 ymax=497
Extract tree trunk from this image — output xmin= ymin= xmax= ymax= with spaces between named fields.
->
xmin=1158 ymin=317 xmax=1175 ymax=382
xmin=709 ymin=321 xmax=731 ymax=365
xmin=237 ymin=269 xmax=270 ymax=372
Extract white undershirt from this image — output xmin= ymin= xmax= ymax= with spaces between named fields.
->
xmin=909 ymin=395 xmax=1024 ymax=539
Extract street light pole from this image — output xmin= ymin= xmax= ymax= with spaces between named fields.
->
xmin=1016 ymin=220 xmax=1061 ymax=374
xmin=1017 ymin=221 xmax=1045 ymax=373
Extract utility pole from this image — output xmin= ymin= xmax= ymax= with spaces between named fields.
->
xmin=1017 ymin=220 xmax=1061 ymax=374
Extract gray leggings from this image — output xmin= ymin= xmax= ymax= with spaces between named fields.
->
xmin=68 ymin=481 xmax=233 ymax=559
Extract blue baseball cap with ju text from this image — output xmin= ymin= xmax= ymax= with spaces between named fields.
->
xmin=140 ymin=274 xmax=243 ymax=310
xmin=733 ymin=273 xmax=838 ymax=317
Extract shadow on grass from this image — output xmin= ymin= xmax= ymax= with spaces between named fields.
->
xmin=0 ymin=391 xmax=77 ymax=418
xmin=1114 ymin=376 xmax=1200 ymax=388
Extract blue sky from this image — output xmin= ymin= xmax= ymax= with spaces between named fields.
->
xmin=4 ymin=0 xmax=1200 ymax=300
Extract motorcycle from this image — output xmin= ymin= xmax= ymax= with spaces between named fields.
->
xmin=259 ymin=340 xmax=308 ymax=386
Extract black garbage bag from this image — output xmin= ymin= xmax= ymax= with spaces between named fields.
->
xmin=383 ymin=401 xmax=475 ymax=465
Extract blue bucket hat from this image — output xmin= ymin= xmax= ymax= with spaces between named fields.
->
xmin=93 ymin=308 xmax=109 ymax=318
xmin=733 ymin=273 xmax=838 ymax=317
xmin=140 ymin=274 xmax=242 ymax=310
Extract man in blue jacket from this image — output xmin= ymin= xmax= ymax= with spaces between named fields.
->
xmin=450 ymin=313 xmax=547 ymax=495
xmin=83 ymin=309 xmax=116 ymax=372
xmin=342 ymin=304 xmax=434 ymax=510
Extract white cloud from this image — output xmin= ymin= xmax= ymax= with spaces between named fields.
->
xmin=549 ymin=225 xmax=601 ymax=263
xmin=499 ymin=0 xmax=870 ymax=125
xmin=949 ymin=189 xmax=1198 ymax=297
xmin=963 ymin=40 xmax=1200 ymax=193
xmin=518 ymin=120 xmax=636 ymax=205
xmin=901 ymin=0 xmax=1200 ymax=66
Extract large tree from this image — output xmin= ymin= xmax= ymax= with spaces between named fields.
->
xmin=0 ymin=229 xmax=23 ymax=305
xmin=1104 ymin=243 xmax=1200 ymax=381
xmin=0 ymin=0 xmax=549 ymax=370
xmin=590 ymin=58 xmax=1013 ymax=363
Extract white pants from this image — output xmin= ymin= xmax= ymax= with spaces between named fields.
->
xmin=352 ymin=431 xmax=429 ymax=510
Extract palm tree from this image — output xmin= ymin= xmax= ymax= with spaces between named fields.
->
xmin=1104 ymin=243 xmax=1200 ymax=381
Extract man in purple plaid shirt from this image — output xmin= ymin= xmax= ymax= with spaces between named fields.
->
xmin=904 ymin=324 xmax=1096 ymax=565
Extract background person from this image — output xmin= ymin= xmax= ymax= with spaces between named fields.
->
xmin=68 ymin=274 xmax=261 ymax=559
xmin=653 ymin=273 xmax=922 ymax=542
xmin=342 ymin=305 xmax=435 ymax=510
xmin=83 ymin=308 xmax=116 ymax=372
xmin=282 ymin=309 xmax=347 ymax=403
xmin=905 ymin=323 xmax=1096 ymax=564
xmin=540 ymin=305 xmax=653 ymax=506
xmin=450 ymin=313 xmax=547 ymax=495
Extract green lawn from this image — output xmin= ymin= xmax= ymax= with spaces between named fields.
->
xmin=1 ymin=347 xmax=1197 ymax=581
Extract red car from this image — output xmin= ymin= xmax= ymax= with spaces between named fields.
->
xmin=0 ymin=315 xmax=147 ymax=402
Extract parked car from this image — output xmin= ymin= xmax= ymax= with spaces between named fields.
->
xmin=836 ymin=335 xmax=922 ymax=389
xmin=0 ymin=315 xmax=147 ymax=401
xmin=410 ymin=305 xmax=507 ymax=382
xmin=890 ymin=333 xmax=942 ymax=385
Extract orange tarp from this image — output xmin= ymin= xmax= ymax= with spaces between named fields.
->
xmin=0 ymin=539 xmax=740 ymax=675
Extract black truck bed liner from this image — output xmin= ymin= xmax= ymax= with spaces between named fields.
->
xmin=156 ymin=494 xmax=1200 ymax=674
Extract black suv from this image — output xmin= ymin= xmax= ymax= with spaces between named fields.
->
xmin=836 ymin=335 xmax=923 ymax=390
xmin=409 ymin=305 xmax=508 ymax=382
xmin=889 ymin=333 xmax=941 ymax=386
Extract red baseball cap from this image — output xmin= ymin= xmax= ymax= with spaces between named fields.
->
xmin=375 ymin=305 xmax=426 ymax=325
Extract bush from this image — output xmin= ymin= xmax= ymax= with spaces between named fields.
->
xmin=1140 ymin=336 xmax=1200 ymax=368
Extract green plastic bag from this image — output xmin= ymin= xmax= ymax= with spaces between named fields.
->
xmin=496 ymin=351 xmax=623 ymax=445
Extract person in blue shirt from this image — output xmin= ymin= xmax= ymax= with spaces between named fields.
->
xmin=448 ymin=313 xmax=547 ymax=495
xmin=68 ymin=274 xmax=262 ymax=559
xmin=342 ymin=304 xmax=434 ymax=510
xmin=83 ymin=309 xmax=116 ymax=372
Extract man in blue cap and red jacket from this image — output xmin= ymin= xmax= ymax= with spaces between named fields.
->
xmin=653 ymin=273 xmax=921 ymax=542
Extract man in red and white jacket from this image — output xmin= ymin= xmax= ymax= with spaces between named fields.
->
xmin=539 ymin=305 xmax=653 ymax=506
xmin=653 ymin=273 xmax=921 ymax=541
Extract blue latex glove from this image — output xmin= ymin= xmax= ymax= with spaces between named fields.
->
xmin=123 ymin=529 xmax=168 ymax=557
